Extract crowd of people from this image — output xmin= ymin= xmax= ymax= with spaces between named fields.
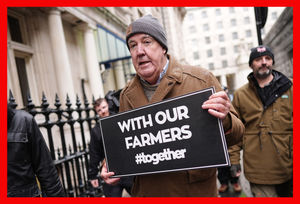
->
xmin=7 ymin=14 xmax=292 ymax=197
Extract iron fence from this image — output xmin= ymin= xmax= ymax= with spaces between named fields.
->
xmin=8 ymin=90 xmax=104 ymax=197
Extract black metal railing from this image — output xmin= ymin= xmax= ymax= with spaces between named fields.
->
xmin=8 ymin=90 xmax=104 ymax=197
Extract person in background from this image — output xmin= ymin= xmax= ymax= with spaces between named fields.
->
xmin=223 ymin=86 xmax=233 ymax=101
xmin=217 ymin=86 xmax=241 ymax=194
xmin=229 ymin=45 xmax=293 ymax=197
xmin=7 ymin=105 xmax=64 ymax=197
xmin=101 ymin=14 xmax=244 ymax=197
xmin=88 ymin=98 xmax=133 ymax=197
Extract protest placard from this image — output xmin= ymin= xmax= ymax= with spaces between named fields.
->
xmin=99 ymin=87 xmax=230 ymax=177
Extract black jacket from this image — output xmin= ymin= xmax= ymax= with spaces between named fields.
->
xmin=7 ymin=108 xmax=64 ymax=197
xmin=88 ymin=121 xmax=134 ymax=196
xmin=88 ymin=122 xmax=105 ymax=180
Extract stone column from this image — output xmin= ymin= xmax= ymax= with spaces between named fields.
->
xmin=220 ymin=74 xmax=227 ymax=88
xmin=48 ymin=9 xmax=76 ymax=102
xmin=83 ymin=24 xmax=104 ymax=98
xmin=113 ymin=60 xmax=126 ymax=90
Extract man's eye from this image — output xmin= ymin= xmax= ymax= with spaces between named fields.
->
xmin=129 ymin=44 xmax=136 ymax=49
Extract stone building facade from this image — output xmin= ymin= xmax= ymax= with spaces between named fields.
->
xmin=7 ymin=7 xmax=186 ymax=108
xmin=263 ymin=7 xmax=293 ymax=78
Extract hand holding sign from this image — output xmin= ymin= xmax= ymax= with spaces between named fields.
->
xmin=100 ymin=160 xmax=120 ymax=185
xmin=202 ymin=91 xmax=231 ymax=120
xmin=100 ymin=87 xmax=230 ymax=177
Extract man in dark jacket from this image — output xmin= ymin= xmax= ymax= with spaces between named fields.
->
xmin=88 ymin=98 xmax=133 ymax=197
xmin=7 ymin=105 xmax=64 ymax=197
xmin=229 ymin=45 xmax=293 ymax=197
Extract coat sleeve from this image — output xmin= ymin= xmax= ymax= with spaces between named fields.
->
xmin=88 ymin=124 xmax=105 ymax=180
xmin=228 ymin=142 xmax=242 ymax=165
xmin=30 ymin=118 xmax=65 ymax=197
xmin=208 ymin=72 xmax=245 ymax=147
xmin=228 ymin=91 xmax=243 ymax=164
xmin=223 ymin=105 xmax=245 ymax=147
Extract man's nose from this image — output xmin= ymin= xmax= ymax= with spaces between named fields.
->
xmin=136 ymin=44 xmax=145 ymax=55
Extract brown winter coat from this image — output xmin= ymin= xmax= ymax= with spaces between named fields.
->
xmin=119 ymin=55 xmax=244 ymax=197
xmin=230 ymin=76 xmax=293 ymax=184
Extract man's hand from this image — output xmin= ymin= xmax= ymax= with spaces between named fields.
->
xmin=202 ymin=91 xmax=231 ymax=120
xmin=100 ymin=161 xmax=120 ymax=185
xmin=230 ymin=164 xmax=241 ymax=178
xmin=90 ymin=179 xmax=99 ymax=188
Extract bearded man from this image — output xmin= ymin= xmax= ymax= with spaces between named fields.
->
xmin=229 ymin=45 xmax=293 ymax=197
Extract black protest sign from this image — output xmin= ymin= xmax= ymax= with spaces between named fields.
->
xmin=99 ymin=87 xmax=230 ymax=177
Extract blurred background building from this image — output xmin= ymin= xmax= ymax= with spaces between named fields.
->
xmin=263 ymin=7 xmax=293 ymax=78
xmin=7 ymin=7 xmax=292 ymax=106
xmin=7 ymin=7 xmax=186 ymax=108
xmin=182 ymin=7 xmax=290 ymax=95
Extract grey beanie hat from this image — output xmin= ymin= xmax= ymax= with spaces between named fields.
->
xmin=126 ymin=14 xmax=168 ymax=52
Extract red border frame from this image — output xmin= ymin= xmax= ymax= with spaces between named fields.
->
xmin=1 ymin=0 xmax=297 ymax=203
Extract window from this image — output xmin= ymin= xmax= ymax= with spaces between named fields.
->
xmin=97 ymin=26 xmax=130 ymax=62
xmin=205 ymin=36 xmax=211 ymax=44
xmin=215 ymin=8 xmax=221 ymax=16
xmin=202 ymin=10 xmax=208 ymax=18
xmin=217 ymin=21 xmax=223 ymax=29
xmin=245 ymin=29 xmax=252 ymax=37
xmin=8 ymin=12 xmax=33 ymax=107
xmin=208 ymin=63 xmax=214 ymax=70
xmin=222 ymin=60 xmax=228 ymax=68
xmin=232 ymin=32 xmax=238 ymax=40
xmin=244 ymin=16 xmax=250 ymax=24
xmin=272 ymin=12 xmax=278 ymax=20
xmin=191 ymin=39 xmax=198 ymax=50
xmin=193 ymin=52 xmax=200 ymax=60
xmin=234 ymin=45 xmax=239 ymax=53
xmin=219 ymin=34 xmax=225 ymax=42
xmin=207 ymin=49 xmax=213 ymax=57
xmin=189 ymin=26 xmax=196 ymax=33
xmin=8 ymin=15 xmax=24 ymax=43
xmin=191 ymin=39 xmax=198 ymax=45
xmin=230 ymin=19 xmax=237 ymax=26
xmin=203 ymin=23 xmax=209 ymax=31
xmin=220 ymin=47 xmax=226 ymax=55
xmin=188 ymin=13 xmax=194 ymax=20
xmin=248 ymin=43 xmax=254 ymax=49
xmin=15 ymin=57 xmax=30 ymax=106
xmin=229 ymin=7 xmax=235 ymax=13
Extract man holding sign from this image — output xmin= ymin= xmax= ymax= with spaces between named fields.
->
xmin=101 ymin=14 xmax=244 ymax=197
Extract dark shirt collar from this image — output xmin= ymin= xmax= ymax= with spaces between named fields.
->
xmin=248 ymin=70 xmax=292 ymax=109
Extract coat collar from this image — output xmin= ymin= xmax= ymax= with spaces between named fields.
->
xmin=149 ymin=55 xmax=182 ymax=103
xmin=165 ymin=55 xmax=183 ymax=84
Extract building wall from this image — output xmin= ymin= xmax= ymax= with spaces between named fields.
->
xmin=182 ymin=7 xmax=285 ymax=93
xmin=162 ymin=7 xmax=187 ymax=62
xmin=263 ymin=7 xmax=293 ymax=78
xmin=7 ymin=7 xmax=186 ymax=108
